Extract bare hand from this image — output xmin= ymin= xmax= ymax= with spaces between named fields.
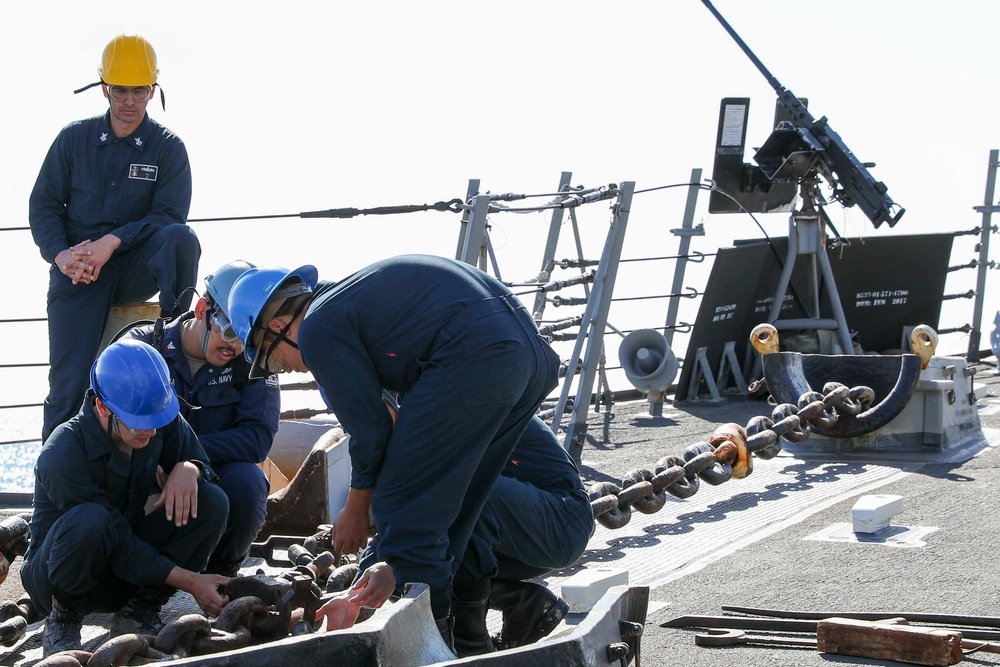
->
xmin=55 ymin=242 xmax=95 ymax=284
xmin=333 ymin=504 xmax=370 ymax=555
xmin=314 ymin=594 xmax=362 ymax=632
xmin=188 ymin=573 xmax=230 ymax=617
xmin=346 ymin=561 xmax=396 ymax=609
xmin=166 ymin=568 xmax=230 ymax=617
xmin=154 ymin=461 xmax=200 ymax=526
xmin=81 ymin=234 xmax=121 ymax=281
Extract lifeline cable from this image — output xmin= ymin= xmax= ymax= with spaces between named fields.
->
xmin=189 ymin=198 xmax=466 ymax=223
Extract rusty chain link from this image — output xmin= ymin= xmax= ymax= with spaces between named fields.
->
xmin=33 ymin=529 xmax=360 ymax=666
xmin=587 ymin=381 xmax=875 ymax=530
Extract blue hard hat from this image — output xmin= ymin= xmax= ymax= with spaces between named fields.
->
xmin=90 ymin=339 xmax=179 ymax=429
xmin=204 ymin=260 xmax=256 ymax=317
xmin=228 ymin=264 xmax=318 ymax=378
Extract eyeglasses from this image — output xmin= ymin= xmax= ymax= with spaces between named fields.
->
xmin=112 ymin=413 xmax=155 ymax=437
xmin=260 ymin=329 xmax=291 ymax=374
xmin=209 ymin=308 xmax=241 ymax=344
xmin=262 ymin=344 xmax=285 ymax=374
xmin=107 ymin=85 xmax=153 ymax=103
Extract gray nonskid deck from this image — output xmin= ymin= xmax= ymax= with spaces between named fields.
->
xmin=2 ymin=362 xmax=999 ymax=665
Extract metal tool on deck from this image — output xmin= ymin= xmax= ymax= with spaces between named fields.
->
xmin=663 ymin=614 xmax=1000 ymax=642
xmin=670 ymin=606 xmax=1000 ymax=667
xmin=682 ymin=617 xmax=964 ymax=666
xmin=695 ymin=629 xmax=815 ymax=649
xmin=700 ymin=627 xmax=1000 ymax=658
xmin=721 ymin=605 xmax=1000 ymax=629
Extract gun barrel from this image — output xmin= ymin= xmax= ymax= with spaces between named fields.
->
xmin=701 ymin=0 xmax=782 ymax=91
xmin=700 ymin=0 xmax=904 ymax=228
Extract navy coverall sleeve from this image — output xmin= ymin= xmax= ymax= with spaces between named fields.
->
xmin=162 ymin=416 xmax=218 ymax=482
xmin=35 ymin=435 xmax=177 ymax=587
xmin=198 ymin=376 xmax=281 ymax=465
xmin=299 ymin=316 xmax=394 ymax=490
xmin=28 ymin=127 xmax=75 ymax=264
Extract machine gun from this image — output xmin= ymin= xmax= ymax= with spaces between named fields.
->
xmin=702 ymin=0 xmax=904 ymax=228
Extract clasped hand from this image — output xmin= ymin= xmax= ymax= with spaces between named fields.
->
xmin=55 ymin=234 xmax=121 ymax=284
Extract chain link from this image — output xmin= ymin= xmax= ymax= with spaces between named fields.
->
xmin=25 ymin=534 xmax=359 ymax=664
xmin=588 ymin=381 xmax=875 ymax=529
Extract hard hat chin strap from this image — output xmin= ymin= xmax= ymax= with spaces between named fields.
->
xmin=73 ymin=81 xmax=102 ymax=95
xmin=201 ymin=316 xmax=213 ymax=358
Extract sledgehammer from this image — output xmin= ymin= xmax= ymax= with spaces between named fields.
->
xmin=695 ymin=617 xmax=965 ymax=666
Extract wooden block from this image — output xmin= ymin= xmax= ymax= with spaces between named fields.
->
xmin=817 ymin=617 xmax=962 ymax=666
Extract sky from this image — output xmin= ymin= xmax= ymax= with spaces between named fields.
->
xmin=1 ymin=0 xmax=999 ymax=422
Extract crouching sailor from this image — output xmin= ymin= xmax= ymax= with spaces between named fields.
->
xmin=20 ymin=339 xmax=230 ymax=657
xmin=312 ymin=413 xmax=594 ymax=656
xmin=124 ymin=260 xmax=280 ymax=578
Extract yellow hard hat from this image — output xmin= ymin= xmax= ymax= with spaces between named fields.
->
xmin=99 ymin=34 xmax=159 ymax=86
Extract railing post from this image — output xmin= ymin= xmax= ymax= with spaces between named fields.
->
xmin=969 ymin=149 xmax=998 ymax=361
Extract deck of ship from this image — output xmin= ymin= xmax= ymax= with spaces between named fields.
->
xmin=1 ymin=356 xmax=999 ymax=666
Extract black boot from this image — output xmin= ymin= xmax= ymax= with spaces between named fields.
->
xmin=435 ymin=616 xmax=455 ymax=653
xmin=450 ymin=599 xmax=494 ymax=657
xmin=110 ymin=585 xmax=174 ymax=636
xmin=42 ymin=594 xmax=85 ymax=657
xmin=490 ymin=579 xmax=568 ymax=650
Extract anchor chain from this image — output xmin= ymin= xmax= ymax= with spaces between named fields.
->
xmin=33 ymin=529 xmax=361 ymax=666
xmin=588 ymin=381 xmax=875 ymax=530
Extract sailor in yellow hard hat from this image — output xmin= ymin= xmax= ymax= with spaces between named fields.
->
xmin=29 ymin=34 xmax=200 ymax=441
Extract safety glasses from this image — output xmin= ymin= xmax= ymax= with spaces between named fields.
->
xmin=107 ymin=85 xmax=153 ymax=103
xmin=112 ymin=413 xmax=155 ymax=437
xmin=209 ymin=308 xmax=241 ymax=344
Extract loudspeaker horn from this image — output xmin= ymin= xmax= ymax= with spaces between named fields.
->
xmin=618 ymin=328 xmax=678 ymax=392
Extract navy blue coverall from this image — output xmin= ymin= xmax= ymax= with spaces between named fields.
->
xmin=29 ymin=111 xmax=200 ymax=441
xmin=297 ymin=254 xmax=562 ymax=620
xmin=359 ymin=412 xmax=595 ymax=603
xmin=20 ymin=404 xmax=228 ymax=616
xmin=125 ymin=313 xmax=281 ymax=570
xmin=454 ymin=415 xmax=593 ymax=592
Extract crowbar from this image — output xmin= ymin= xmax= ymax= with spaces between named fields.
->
xmin=722 ymin=605 xmax=1000 ymax=629
xmin=662 ymin=614 xmax=1000 ymax=642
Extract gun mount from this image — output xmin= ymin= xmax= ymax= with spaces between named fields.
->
xmin=702 ymin=0 xmax=904 ymax=228
xmin=701 ymin=0 xmax=907 ymax=356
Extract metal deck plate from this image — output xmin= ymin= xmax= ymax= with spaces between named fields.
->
xmin=803 ymin=523 xmax=939 ymax=548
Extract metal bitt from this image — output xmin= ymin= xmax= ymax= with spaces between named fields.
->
xmin=969 ymin=148 xmax=998 ymax=362
xmin=760 ymin=351 xmax=922 ymax=438
xmin=554 ymin=182 xmax=636 ymax=461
